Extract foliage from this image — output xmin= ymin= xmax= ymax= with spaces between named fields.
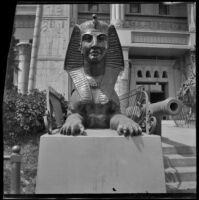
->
xmin=177 ymin=74 xmax=196 ymax=112
xmin=3 ymin=87 xmax=46 ymax=145
xmin=3 ymin=87 xmax=69 ymax=145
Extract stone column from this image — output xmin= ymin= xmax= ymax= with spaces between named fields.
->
xmin=187 ymin=3 xmax=195 ymax=86
xmin=115 ymin=48 xmax=130 ymax=113
xmin=110 ymin=4 xmax=124 ymax=28
xmin=190 ymin=47 xmax=196 ymax=76
xmin=187 ymin=3 xmax=195 ymax=49
xmin=187 ymin=3 xmax=195 ymax=32
xmin=16 ymin=42 xmax=31 ymax=94
xmin=70 ymin=4 xmax=78 ymax=27
xmin=168 ymin=62 xmax=176 ymax=98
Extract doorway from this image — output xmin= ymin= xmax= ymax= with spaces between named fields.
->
xmin=150 ymin=92 xmax=165 ymax=103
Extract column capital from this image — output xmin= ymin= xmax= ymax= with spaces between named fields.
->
xmin=16 ymin=42 xmax=31 ymax=56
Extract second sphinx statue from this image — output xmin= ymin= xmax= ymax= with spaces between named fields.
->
xmin=60 ymin=14 xmax=142 ymax=137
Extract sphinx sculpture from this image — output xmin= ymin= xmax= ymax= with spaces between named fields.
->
xmin=60 ymin=14 xmax=142 ymax=136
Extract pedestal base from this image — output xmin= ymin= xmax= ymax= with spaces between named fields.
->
xmin=36 ymin=129 xmax=166 ymax=193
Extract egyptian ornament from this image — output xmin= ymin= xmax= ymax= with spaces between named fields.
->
xmin=64 ymin=14 xmax=124 ymax=105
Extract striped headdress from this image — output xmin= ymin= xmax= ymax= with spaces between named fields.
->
xmin=64 ymin=14 xmax=124 ymax=104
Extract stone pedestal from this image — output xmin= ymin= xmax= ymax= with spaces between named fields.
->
xmin=36 ymin=129 xmax=166 ymax=194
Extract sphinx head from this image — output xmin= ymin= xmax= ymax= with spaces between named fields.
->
xmin=79 ymin=14 xmax=109 ymax=64
xmin=64 ymin=14 xmax=124 ymax=103
xmin=64 ymin=14 xmax=124 ymax=73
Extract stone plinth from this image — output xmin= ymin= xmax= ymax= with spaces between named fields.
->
xmin=36 ymin=129 xmax=166 ymax=194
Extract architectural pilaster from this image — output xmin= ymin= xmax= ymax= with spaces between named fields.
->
xmin=16 ymin=42 xmax=31 ymax=94
xmin=110 ymin=4 xmax=125 ymax=28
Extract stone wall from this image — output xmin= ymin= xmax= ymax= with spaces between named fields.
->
xmin=35 ymin=5 xmax=71 ymax=99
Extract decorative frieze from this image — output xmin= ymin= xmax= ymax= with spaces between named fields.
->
xmin=43 ymin=5 xmax=67 ymax=17
xmin=124 ymin=19 xmax=188 ymax=31
xmin=38 ymin=5 xmax=70 ymax=59
xmin=131 ymin=32 xmax=188 ymax=45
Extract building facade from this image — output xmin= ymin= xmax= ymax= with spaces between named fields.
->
xmin=13 ymin=3 xmax=196 ymax=108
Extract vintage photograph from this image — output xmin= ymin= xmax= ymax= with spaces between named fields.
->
xmin=3 ymin=2 xmax=196 ymax=197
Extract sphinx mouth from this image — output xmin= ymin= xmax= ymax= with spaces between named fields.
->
xmin=90 ymin=48 xmax=102 ymax=56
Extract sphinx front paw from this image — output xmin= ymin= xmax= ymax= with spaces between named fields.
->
xmin=60 ymin=122 xmax=86 ymax=136
xmin=117 ymin=119 xmax=142 ymax=137
xmin=110 ymin=114 xmax=142 ymax=137
xmin=60 ymin=114 xmax=86 ymax=136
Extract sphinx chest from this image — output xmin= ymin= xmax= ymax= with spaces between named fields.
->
xmin=69 ymin=90 xmax=120 ymax=128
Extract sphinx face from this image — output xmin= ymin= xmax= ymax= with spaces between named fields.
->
xmin=80 ymin=30 xmax=108 ymax=64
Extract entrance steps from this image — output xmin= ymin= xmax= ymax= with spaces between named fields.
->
xmin=162 ymin=142 xmax=196 ymax=193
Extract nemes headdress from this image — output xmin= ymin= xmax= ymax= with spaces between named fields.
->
xmin=64 ymin=14 xmax=124 ymax=104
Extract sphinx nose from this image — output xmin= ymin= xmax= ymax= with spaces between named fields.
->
xmin=91 ymin=36 xmax=98 ymax=47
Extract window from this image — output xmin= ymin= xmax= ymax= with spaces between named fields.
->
xmin=88 ymin=4 xmax=99 ymax=12
xmin=162 ymin=71 xmax=168 ymax=78
xmin=159 ymin=4 xmax=169 ymax=15
xmin=137 ymin=70 xmax=142 ymax=78
xmin=154 ymin=71 xmax=159 ymax=78
xmin=129 ymin=3 xmax=141 ymax=14
xmin=146 ymin=71 xmax=151 ymax=78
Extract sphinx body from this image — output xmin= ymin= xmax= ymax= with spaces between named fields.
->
xmin=60 ymin=15 xmax=142 ymax=137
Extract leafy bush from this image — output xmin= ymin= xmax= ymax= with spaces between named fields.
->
xmin=3 ymin=87 xmax=69 ymax=145
xmin=177 ymin=74 xmax=196 ymax=110
xmin=3 ymin=87 xmax=47 ymax=144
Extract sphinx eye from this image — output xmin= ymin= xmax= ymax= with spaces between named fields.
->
xmin=98 ymin=34 xmax=107 ymax=42
xmin=82 ymin=34 xmax=93 ymax=42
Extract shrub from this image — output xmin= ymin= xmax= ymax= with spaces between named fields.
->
xmin=3 ymin=87 xmax=69 ymax=145
xmin=177 ymin=74 xmax=196 ymax=111
xmin=3 ymin=87 xmax=47 ymax=144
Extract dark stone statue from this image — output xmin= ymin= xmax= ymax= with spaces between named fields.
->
xmin=60 ymin=14 xmax=142 ymax=136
